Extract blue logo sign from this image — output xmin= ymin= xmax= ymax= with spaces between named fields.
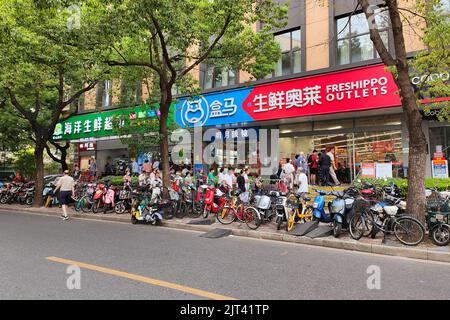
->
xmin=176 ymin=87 xmax=255 ymax=128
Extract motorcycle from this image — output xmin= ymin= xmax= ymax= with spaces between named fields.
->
xmin=92 ymin=184 xmax=117 ymax=214
xmin=202 ymin=185 xmax=227 ymax=219
xmin=426 ymin=190 xmax=450 ymax=246
xmin=114 ymin=183 xmax=133 ymax=214
xmin=16 ymin=184 xmax=35 ymax=205
xmin=131 ymin=185 xmax=171 ymax=225
xmin=43 ymin=183 xmax=59 ymax=208
xmin=246 ymin=190 xmax=278 ymax=229
xmin=329 ymin=187 xmax=359 ymax=238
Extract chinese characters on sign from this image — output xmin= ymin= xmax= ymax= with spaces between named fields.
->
xmin=53 ymin=104 xmax=165 ymax=141
xmin=253 ymin=86 xmax=322 ymax=113
xmin=79 ymin=142 xmax=96 ymax=152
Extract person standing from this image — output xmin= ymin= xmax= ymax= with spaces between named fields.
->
xmin=123 ymin=168 xmax=132 ymax=184
xmin=89 ymin=159 xmax=97 ymax=181
xmin=54 ymin=170 xmax=75 ymax=221
xmin=282 ymin=158 xmax=295 ymax=190
xmin=308 ymin=150 xmax=318 ymax=185
xmin=218 ymin=168 xmax=225 ymax=186
xmin=224 ymin=168 xmax=234 ymax=191
xmin=326 ymin=146 xmax=341 ymax=186
xmin=132 ymin=159 xmax=139 ymax=177
xmin=296 ymin=167 xmax=309 ymax=197
xmin=207 ymin=168 xmax=216 ymax=186
xmin=242 ymin=168 xmax=250 ymax=192
xmin=319 ymin=149 xmax=331 ymax=186
xmin=143 ymin=160 xmax=151 ymax=174
xmin=73 ymin=165 xmax=81 ymax=181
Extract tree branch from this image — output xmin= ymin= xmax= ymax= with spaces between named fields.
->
xmin=150 ymin=14 xmax=177 ymax=84
xmin=178 ymin=14 xmax=232 ymax=78
xmin=358 ymin=0 xmax=396 ymax=66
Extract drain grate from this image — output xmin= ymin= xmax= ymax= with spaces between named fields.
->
xmin=187 ymin=217 xmax=216 ymax=225
xmin=200 ymin=228 xmax=232 ymax=239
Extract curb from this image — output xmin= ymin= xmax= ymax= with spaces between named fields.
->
xmin=1 ymin=206 xmax=449 ymax=264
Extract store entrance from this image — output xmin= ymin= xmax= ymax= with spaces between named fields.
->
xmin=314 ymin=134 xmax=354 ymax=184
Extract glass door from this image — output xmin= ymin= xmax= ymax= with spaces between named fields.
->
xmin=313 ymin=134 xmax=354 ymax=184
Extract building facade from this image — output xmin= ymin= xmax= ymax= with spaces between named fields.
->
xmin=55 ymin=0 xmax=450 ymax=179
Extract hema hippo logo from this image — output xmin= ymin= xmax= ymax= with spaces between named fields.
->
xmin=180 ymin=96 xmax=210 ymax=127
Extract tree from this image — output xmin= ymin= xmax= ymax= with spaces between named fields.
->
xmin=357 ymin=0 xmax=450 ymax=221
xmin=93 ymin=0 xmax=288 ymax=188
xmin=0 ymin=0 xmax=108 ymax=206
xmin=45 ymin=140 xmax=71 ymax=172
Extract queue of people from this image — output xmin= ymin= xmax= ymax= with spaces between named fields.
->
xmin=279 ymin=146 xmax=344 ymax=188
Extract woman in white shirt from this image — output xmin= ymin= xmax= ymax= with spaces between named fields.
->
xmin=282 ymin=159 xmax=295 ymax=190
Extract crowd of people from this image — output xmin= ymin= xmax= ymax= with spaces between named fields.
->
xmin=278 ymin=146 xmax=346 ymax=189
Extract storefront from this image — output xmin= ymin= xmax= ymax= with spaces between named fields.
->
xmin=175 ymin=64 xmax=409 ymax=180
xmin=53 ymin=104 xmax=163 ymax=177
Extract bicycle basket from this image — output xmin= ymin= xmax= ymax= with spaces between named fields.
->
xmin=427 ymin=200 xmax=450 ymax=213
xmin=353 ymin=198 xmax=371 ymax=215
xmin=286 ymin=195 xmax=300 ymax=209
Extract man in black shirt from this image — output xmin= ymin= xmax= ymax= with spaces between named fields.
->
xmin=318 ymin=149 xmax=331 ymax=186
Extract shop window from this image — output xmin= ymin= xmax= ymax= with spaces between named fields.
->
xmin=336 ymin=11 xmax=390 ymax=65
xmin=95 ymin=80 xmax=113 ymax=109
xmin=313 ymin=119 xmax=353 ymax=131
xmin=355 ymin=115 xmax=402 ymax=128
xmin=279 ymin=122 xmax=313 ymax=134
xmin=266 ymin=29 xmax=301 ymax=78
xmin=353 ymin=131 xmax=404 ymax=178
xmin=435 ymin=0 xmax=450 ymax=15
xmin=119 ymin=80 xmax=141 ymax=106
xmin=203 ymin=65 xmax=237 ymax=89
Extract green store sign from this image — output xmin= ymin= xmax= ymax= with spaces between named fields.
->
xmin=53 ymin=104 xmax=172 ymax=141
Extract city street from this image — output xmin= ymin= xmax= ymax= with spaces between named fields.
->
xmin=1 ymin=209 xmax=450 ymax=300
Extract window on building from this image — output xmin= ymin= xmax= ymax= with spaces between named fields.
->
xmin=203 ymin=65 xmax=237 ymax=89
xmin=103 ymin=80 xmax=112 ymax=108
xmin=436 ymin=0 xmax=450 ymax=14
xmin=336 ymin=10 xmax=390 ymax=65
xmin=120 ymin=80 xmax=142 ymax=106
xmin=267 ymin=28 xmax=301 ymax=78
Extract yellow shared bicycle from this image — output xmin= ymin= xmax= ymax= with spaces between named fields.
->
xmin=286 ymin=193 xmax=314 ymax=232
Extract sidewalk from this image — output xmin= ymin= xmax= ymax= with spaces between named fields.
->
xmin=1 ymin=204 xmax=449 ymax=263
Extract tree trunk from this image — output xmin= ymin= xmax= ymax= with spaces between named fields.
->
xmin=60 ymin=147 xmax=69 ymax=172
xmin=33 ymin=143 xmax=45 ymax=207
xmin=159 ymin=100 xmax=171 ymax=196
xmin=396 ymin=67 xmax=427 ymax=223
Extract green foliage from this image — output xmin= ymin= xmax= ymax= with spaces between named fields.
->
xmin=411 ymin=0 xmax=450 ymax=122
xmin=0 ymin=0 xmax=109 ymax=141
xmin=354 ymin=178 xmax=450 ymax=197
xmin=13 ymin=149 xmax=36 ymax=179
xmin=112 ymin=103 xmax=178 ymax=156
xmin=99 ymin=175 xmax=139 ymax=186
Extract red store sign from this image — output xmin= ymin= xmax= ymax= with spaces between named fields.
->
xmin=79 ymin=142 xmax=96 ymax=152
xmin=242 ymin=64 xmax=401 ymax=122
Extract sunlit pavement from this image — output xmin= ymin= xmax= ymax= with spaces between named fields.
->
xmin=1 ymin=208 xmax=450 ymax=300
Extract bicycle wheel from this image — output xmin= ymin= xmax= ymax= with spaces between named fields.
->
xmin=431 ymin=224 xmax=450 ymax=246
xmin=217 ymin=206 xmax=236 ymax=225
xmin=244 ymin=206 xmax=261 ymax=230
xmin=287 ymin=209 xmax=296 ymax=232
xmin=81 ymin=198 xmax=94 ymax=213
xmin=302 ymin=206 xmax=313 ymax=223
xmin=187 ymin=202 xmax=203 ymax=218
xmin=393 ymin=217 xmax=425 ymax=246
xmin=349 ymin=213 xmax=366 ymax=240
xmin=175 ymin=201 xmax=186 ymax=219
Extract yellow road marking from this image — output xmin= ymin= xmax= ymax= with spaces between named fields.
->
xmin=46 ymin=256 xmax=236 ymax=300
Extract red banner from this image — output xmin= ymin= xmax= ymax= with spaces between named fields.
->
xmin=242 ymin=65 xmax=401 ymax=121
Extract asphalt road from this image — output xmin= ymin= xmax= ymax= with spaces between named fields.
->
xmin=1 ymin=209 xmax=450 ymax=300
